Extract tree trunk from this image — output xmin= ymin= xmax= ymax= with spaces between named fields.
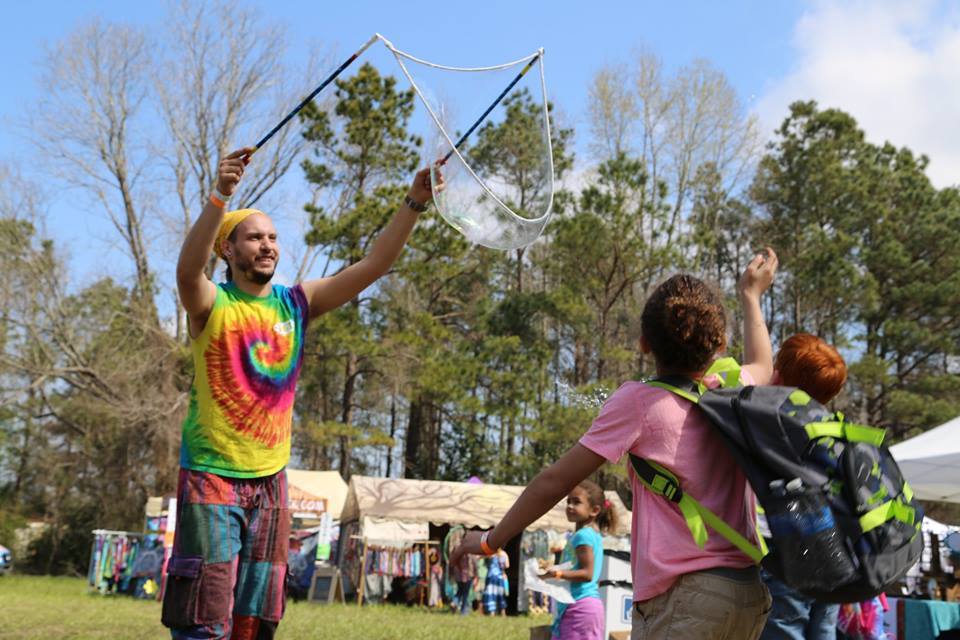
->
xmin=427 ymin=405 xmax=441 ymax=479
xmin=12 ymin=388 xmax=36 ymax=501
xmin=404 ymin=396 xmax=425 ymax=478
xmin=338 ymin=351 xmax=358 ymax=480
xmin=386 ymin=393 xmax=397 ymax=477
xmin=597 ymin=310 xmax=609 ymax=381
xmin=515 ymin=248 xmax=525 ymax=292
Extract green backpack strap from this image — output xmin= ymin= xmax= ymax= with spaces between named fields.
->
xmin=645 ymin=357 xmax=743 ymax=401
xmin=628 ymin=454 xmax=765 ymax=563
xmin=645 ymin=379 xmax=700 ymax=403
xmin=638 ymin=358 xmax=764 ymax=563
xmin=700 ymin=357 xmax=743 ymax=391
xmin=804 ymin=420 xmax=886 ymax=446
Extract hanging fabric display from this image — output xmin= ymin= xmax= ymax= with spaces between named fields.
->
xmin=363 ymin=545 xmax=427 ymax=578
xmin=87 ymin=530 xmax=143 ymax=594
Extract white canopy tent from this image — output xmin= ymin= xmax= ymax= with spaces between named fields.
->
xmin=889 ymin=415 xmax=960 ymax=504
xmin=339 ymin=476 xmax=631 ymax=538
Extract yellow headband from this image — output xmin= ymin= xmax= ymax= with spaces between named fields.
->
xmin=214 ymin=209 xmax=263 ymax=259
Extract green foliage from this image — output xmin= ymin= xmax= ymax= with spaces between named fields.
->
xmin=468 ymin=88 xmax=575 ymax=294
xmin=291 ymin=89 xmax=957 ymax=497
xmin=295 ymin=63 xmax=424 ymax=477
xmin=19 ymin=501 xmax=97 ymax=575
xmin=1 ymin=218 xmax=182 ymax=575
xmin=750 ymin=101 xmax=866 ymax=343
xmin=0 ymin=501 xmax=27 ymax=550
xmin=543 ymin=153 xmax=676 ymax=384
xmin=752 ymin=100 xmax=960 ymax=435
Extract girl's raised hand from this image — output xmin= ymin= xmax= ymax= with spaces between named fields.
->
xmin=739 ymin=246 xmax=779 ymax=300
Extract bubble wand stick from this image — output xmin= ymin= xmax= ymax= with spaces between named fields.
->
xmin=245 ymin=34 xmax=380 ymax=161
xmin=440 ymin=53 xmax=541 ymax=165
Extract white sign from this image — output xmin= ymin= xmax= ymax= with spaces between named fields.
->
xmin=523 ymin=559 xmax=574 ymax=604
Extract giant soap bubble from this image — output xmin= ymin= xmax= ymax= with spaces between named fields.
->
xmin=383 ymin=39 xmax=556 ymax=251
xmin=248 ymin=34 xmax=556 ymax=250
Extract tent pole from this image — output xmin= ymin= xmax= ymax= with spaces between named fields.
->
xmin=357 ymin=538 xmax=368 ymax=607
xmin=420 ymin=543 xmax=429 ymax=608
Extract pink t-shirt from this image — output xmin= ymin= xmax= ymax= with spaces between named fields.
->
xmin=579 ymin=371 xmax=759 ymax=602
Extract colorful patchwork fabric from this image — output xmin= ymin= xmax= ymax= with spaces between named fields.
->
xmin=181 ymin=282 xmax=309 ymax=478
xmin=162 ymin=468 xmax=290 ymax=638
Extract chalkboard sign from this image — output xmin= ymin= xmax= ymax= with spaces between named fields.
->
xmin=308 ymin=567 xmax=341 ymax=604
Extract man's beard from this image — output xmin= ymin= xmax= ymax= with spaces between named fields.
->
xmin=236 ymin=255 xmax=276 ymax=285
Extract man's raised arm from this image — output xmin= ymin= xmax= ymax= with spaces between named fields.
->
xmin=176 ymin=147 xmax=252 ymax=334
xmin=301 ymin=165 xmax=442 ymax=319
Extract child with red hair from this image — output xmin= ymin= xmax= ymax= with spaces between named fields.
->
xmin=761 ymin=333 xmax=847 ymax=640
xmin=773 ymin=333 xmax=847 ymax=404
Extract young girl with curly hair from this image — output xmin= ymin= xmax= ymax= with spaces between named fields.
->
xmin=452 ymin=249 xmax=779 ymax=640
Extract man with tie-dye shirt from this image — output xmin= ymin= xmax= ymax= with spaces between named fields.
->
xmin=164 ymin=147 xmax=442 ymax=639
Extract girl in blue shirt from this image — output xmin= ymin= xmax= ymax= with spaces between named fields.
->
xmin=542 ymin=480 xmax=618 ymax=640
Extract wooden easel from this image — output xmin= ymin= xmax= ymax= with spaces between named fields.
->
xmin=307 ymin=565 xmax=342 ymax=604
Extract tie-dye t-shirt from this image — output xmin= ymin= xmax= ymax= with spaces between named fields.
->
xmin=180 ymin=282 xmax=309 ymax=478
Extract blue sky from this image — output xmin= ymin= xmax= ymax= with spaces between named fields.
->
xmin=3 ymin=1 xmax=959 ymax=324
xmin=0 ymin=1 xmax=802 ymax=142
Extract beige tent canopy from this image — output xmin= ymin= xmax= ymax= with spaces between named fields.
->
xmin=286 ymin=469 xmax=348 ymax=520
xmin=340 ymin=475 xmax=630 ymax=536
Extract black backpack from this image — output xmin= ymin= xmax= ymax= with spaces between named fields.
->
xmin=629 ymin=357 xmax=923 ymax=603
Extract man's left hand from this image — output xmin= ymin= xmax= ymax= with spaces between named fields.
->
xmin=407 ymin=163 xmax=444 ymax=208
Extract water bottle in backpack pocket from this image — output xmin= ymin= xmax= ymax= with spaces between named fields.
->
xmin=763 ymin=478 xmax=858 ymax=592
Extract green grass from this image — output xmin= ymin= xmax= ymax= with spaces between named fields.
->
xmin=0 ymin=575 xmax=551 ymax=639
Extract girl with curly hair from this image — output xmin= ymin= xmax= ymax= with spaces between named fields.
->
xmin=452 ymin=248 xmax=779 ymax=640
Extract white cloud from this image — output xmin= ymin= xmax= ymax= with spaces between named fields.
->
xmin=756 ymin=0 xmax=960 ymax=188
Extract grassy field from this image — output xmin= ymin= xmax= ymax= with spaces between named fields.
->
xmin=0 ymin=575 xmax=551 ymax=639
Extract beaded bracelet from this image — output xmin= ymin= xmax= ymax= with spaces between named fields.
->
xmin=404 ymin=194 xmax=428 ymax=213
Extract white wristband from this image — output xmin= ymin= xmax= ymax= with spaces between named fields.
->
xmin=212 ymin=187 xmax=231 ymax=204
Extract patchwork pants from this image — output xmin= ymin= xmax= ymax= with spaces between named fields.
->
xmin=161 ymin=468 xmax=290 ymax=640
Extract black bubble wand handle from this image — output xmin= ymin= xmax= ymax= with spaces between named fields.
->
xmin=440 ymin=53 xmax=541 ymax=165
xmin=247 ymin=34 xmax=380 ymax=161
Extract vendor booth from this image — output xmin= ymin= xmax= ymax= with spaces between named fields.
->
xmin=86 ymin=469 xmax=348 ymax=603
xmin=339 ymin=476 xmax=600 ymax=611
xmin=287 ymin=468 xmax=349 ymax=523
xmin=88 ymin=495 xmax=175 ymax=598
xmin=336 ymin=476 xmax=630 ymax=613
xmin=284 ymin=469 xmax=349 ymax=600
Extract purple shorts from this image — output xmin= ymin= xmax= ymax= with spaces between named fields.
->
xmin=554 ymin=596 xmax=605 ymax=640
